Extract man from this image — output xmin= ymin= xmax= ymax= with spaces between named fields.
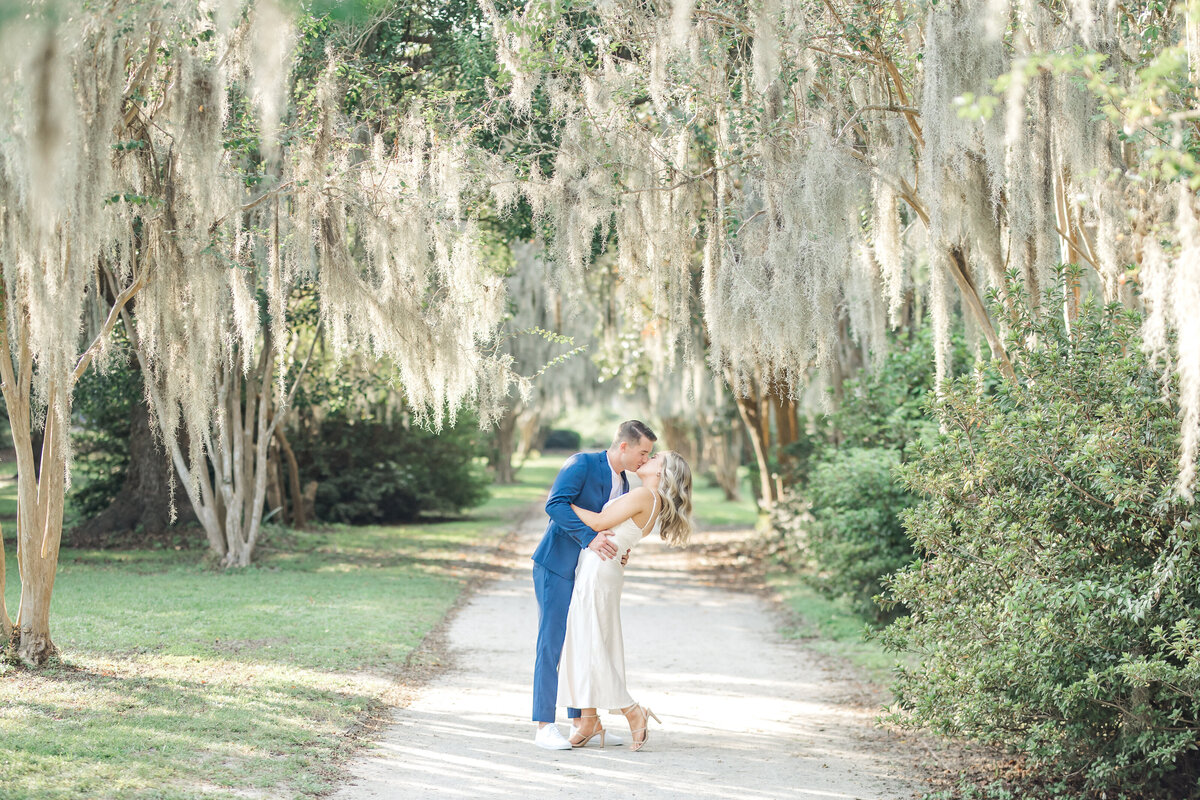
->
xmin=530 ymin=419 xmax=656 ymax=750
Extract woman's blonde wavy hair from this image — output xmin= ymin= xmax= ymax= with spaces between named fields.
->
xmin=653 ymin=451 xmax=694 ymax=547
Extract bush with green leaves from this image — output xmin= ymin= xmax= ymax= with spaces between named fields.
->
xmin=771 ymin=325 xmax=956 ymax=617
xmin=802 ymin=447 xmax=917 ymax=622
xmin=881 ymin=286 xmax=1200 ymax=797
xmin=69 ymin=357 xmax=139 ymax=520
xmin=542 ymin=428 xmax=582 ymax=451
xmin=293 ymin=410 xmax=489 ymax=525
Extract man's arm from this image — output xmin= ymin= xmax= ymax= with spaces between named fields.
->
xmin=544 ymin=454 xmax=599 ymax=549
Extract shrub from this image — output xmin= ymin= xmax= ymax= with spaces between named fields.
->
xmin=69 ymin=358 xmax=138 ymax=519
xmin=827 ymin=325 xmax=947 ymax=455
xmin=770 ymin=326 xmax=954 ymax=616
xmin=542 ymin=428 xmax=582 ymax=450
xmin=293 ymin=411 xmax=489 ymax=525
xmin=804 ymin=447 xmax=916 ymax=622
xmin=881 ymin=283 xmax=1200 ymax=797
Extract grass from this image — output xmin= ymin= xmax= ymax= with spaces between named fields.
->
xmin=0 ymin=477 xmax=17 ymax=519
xmin=0 ymin=458 xmax=563 ymax=800
xmin=767 ymin=570 xmax=911 ymax=686
xmin=690 ymin=468 xmax=759 ymax=529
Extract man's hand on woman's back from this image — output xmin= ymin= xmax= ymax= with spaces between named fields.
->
xmin=587 ymin=530 xmax=619 ymax=560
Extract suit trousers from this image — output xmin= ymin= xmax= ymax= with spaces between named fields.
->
xmin=532 ymin=563 xmax=581 ymax=722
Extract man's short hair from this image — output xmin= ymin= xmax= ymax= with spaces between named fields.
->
xmin=613 ymin=419 xmax=657 ymax=447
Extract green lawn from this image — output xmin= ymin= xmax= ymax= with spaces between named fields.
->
xmin=0 ymin=460 xmax=561 ymax=800
xmin=0 ymin=477 xmax=17 ymax=519
xmin=690 ymin=468 xmax=759 ymax=529
xmin=767 ymin=572 xmax=906 ymax=685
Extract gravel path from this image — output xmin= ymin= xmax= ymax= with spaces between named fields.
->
xmin=331 ymin=515 xmax=927 ymax=800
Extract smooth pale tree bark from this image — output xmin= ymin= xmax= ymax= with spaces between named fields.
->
xmin=0 ymin=272 xmax=142 ymax=663
xmin=136 ymin=331 xmax=318 ymax=567
xmin=125 ymin=295 xmax=321 ymax=566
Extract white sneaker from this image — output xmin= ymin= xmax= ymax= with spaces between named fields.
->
xmin=534 ymin=724 xmax=572 ymax=750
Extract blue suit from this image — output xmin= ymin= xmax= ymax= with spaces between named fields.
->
xmin=531 ymin=451 xmax=628 ymax=722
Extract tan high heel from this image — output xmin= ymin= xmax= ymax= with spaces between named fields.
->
xmin=568 ymin=714 xmax=606 ymax=748
xmin=622 ymin=703 xmax=661 ymax=751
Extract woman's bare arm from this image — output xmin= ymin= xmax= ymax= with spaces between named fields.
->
xmin=571 ymin=487 xmax=653 ymax=532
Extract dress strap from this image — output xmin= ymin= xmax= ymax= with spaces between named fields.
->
xmin=639 ymin=491 xmax=660 ymax=535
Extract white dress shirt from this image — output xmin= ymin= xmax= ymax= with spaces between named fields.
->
xmin=609 ymin=465 xmax=624 ymax=504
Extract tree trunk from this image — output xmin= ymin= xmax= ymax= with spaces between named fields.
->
xmin=212 ymin=342 xmax=274 ymax=568
xmin=734 ymin=377 xmax=776 ymax=509
xmin=702 ymin=421 xmax=743 ymax=502
xmin=10 ymin=382 xmax=67 ymax=665
xmin=136 ymin=324 xmax=318 ymax=568
xmin=69 ymin=392 xmax=193 ymax=546
xmin=947 ymin=247 xmax=1016 ymax=381
xmin=0 ymin=518 xmax=10 ymax=643
xmin=0 ymin=278 xmax=140 ymax=663
xmin=516 ymin=411 xmax=543 ymax=459
xmin=769 ymin=391 xmax=799 ymax=480
xmin=274 ymin=426 xmax=305 ymax=528
xmin=491 ymin=408 xmax=518 ymax=484
xmin=659 ymin=417 xmax=698 ymax=466
xmin=266 ymin=438 xmax=285 ymax=526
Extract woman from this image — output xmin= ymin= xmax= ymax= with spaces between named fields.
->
xmin=556 ymin=451 xmax=695 ymax=751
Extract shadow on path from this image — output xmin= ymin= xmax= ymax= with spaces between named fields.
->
xmin=331 ymin=520 xmax=926 ymax=800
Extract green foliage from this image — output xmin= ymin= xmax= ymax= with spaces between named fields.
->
xmin=830 ymin=326 xmax=950 ymax=454
xmin=802 ymin=448 xmax=917 ymax=623
xmin=959 ymin=4 xmax=1200 ymax=190
xmin=293 ymin=409 xmax=489 ymax=525
xmin=70 ymin=357 xmax=138 ymax=521
xmin=881 ymin=279 xmax=1200 ymax=797
xmin=541 ymin=428 xmax=581 ymax=450
xmin=772 ymin=325 xmax=960 ymax=619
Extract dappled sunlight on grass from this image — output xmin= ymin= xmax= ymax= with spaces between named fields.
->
xmin=0 ymin=650 xmax=388 ymax=799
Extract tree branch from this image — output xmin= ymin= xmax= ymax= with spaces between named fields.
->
xmin=73 ymin=270 xmax=145 ymax=383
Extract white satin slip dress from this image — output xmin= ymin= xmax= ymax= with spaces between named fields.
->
xmin=557 ymin=495 xmax=660 ymax=711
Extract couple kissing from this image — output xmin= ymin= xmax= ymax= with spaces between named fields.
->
xmin=530 ymin=420 xmax=695 ymax=751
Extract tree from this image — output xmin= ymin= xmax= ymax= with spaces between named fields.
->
xmin=111 ymin=9 xmax=511 ymax=568
xmin=0 ymin=9 xmax=151 ymax=663
xmin=68 ymin=357 xmax=194 ymax=547
xmin=490 ymin=240 xmax=600 ymax=483
xmin=474 ymin=0 xmax=1200 ymax=490
xmin=0 ymin=1 xmax=509 ymax=663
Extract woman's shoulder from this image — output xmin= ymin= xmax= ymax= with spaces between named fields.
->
xmin=627 ymin=485 xmax=655 ymax=503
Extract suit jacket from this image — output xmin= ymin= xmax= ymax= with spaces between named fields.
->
xmin=531 ymin=451 xmax=629 ymax=579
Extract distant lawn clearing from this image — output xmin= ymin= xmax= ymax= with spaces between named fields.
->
xmin=0 ymin=458 xmax=562 ymax=800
